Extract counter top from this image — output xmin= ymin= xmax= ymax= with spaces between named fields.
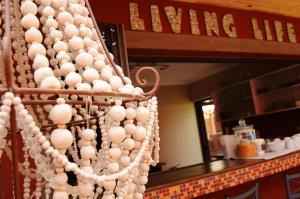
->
xmin=145 ymin=150 xmax=300 ymax=198
xmin=146 ymin=159 xmax=262 ymax=190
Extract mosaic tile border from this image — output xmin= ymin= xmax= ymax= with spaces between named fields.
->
xmin=144 ymin=152 xmax=300 ymax=199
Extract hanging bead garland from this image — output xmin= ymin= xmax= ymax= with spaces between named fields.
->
xmin=0 ymin=0 xmax=160 ymax=198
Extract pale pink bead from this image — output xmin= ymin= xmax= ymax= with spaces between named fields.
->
xmin=50 ymin=128 xmax=73 ymax=149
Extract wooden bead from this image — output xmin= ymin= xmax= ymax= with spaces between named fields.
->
xmin=57 ymin=11 xmax=74 ymax=25
xmin=34 ymin=67 xmax=53 ymax=84
xmin=49 ymin=103 xmax=72 ymax=124
xmin=83 ymin=68 xmax=99 ymax=83
xmin=132 ymin=126 xmax=146 ymax=141
xmin=28 ymin=43 xmax=46 ymax=60
xmin=109 ymin=105 xmax=126 ymax=122
xmin=76 ymin=52 xmax=93 ymax=67
xmin=108 ymin=126 xmax=126 ymax=143
xmin=69 ymin=36 xmax=84 ymax=51
xmin=65 ymin=72 xmax=82 ymax=87
xmin=40 ymin=76 xmax=61 ymax=89
xmin=33 ymin=55 xmax=49 ymax=69
xmin=60 ymin=62 xmax=75 ymax=76
xmin=21 ymin=1 xmax=38 ymax=15
xmin=50 ymin=128 xmax=73 ymax=150
xmin=21 ymin=13 xmax=39 ymax=29
xmin=25 ymin=27 xmax=43 ymax=43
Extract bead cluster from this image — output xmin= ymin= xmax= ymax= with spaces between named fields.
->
xmin=0 ymin=0 xmax=160 ymax=198
xmin=0 ymin=93 xmax=13 ymax=161
xmin=10 ymin=92 xmax=158 ymax=198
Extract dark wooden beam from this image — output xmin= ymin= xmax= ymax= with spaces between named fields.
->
xmin=125 ymin=31 xmax=300 ymax=60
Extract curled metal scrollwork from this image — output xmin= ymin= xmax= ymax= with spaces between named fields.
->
xmin=135 ymin=67 xmax=160 ymax=97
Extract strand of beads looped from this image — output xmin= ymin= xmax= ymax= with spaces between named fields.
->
xmin=1 ymin=0 xmax=160 ymax=197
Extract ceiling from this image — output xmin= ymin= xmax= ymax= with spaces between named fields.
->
xmin=174 ymin=0 xmax=300 ymax=18
xmin=130 ymin=62 xmax=236 ymax=86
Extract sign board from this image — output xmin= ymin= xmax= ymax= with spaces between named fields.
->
xmin=90 ymin=0 xmax=300 ymax=43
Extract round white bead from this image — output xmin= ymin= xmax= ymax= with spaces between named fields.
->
xmin=132 ymin=126 xmax=146 ymax=141
xmin=79 ymin=26 xmax=92 ymax=38
xmin=33 ymin=55 xmax=49 ymax=69
xmin=40 ymin=76 xmax=61 ymax=89
xmin=94 ymin=59 xmax=106 ymax=71
xmin=45 ymin=17 xmax=58 ymax=29
xmin=134 ymin=87 xmax=144 ymax=95
xmin=4 ymin=92 xmax=14 ymax=99
xmin=120 ymin=156 xmax=130 ymax=167
xmin=80 ymin=145 xmax=95 ymax=159
xmin=136 ymin=107 xmax=150 ymax=123
xmin=49 ymin=103 xmax=72 ymax=124
xmin=108 ymin=162 xmax=119 ymax=173
xmin=52 ymin=0 xmax=67 ymax=9
xmin=64 ymin=24 xmax=79 ymax=38
xmin=53 ymin=41 xmax=67 ymax=52
xmin=34 ymin=67 xmax=53 ymax=84
xmin=134 ymin=193 xmax=143 ymax=199
xmin=53 ymin=191 xmax=68 ymax=199
xmin=109 ymin=105 xmax=126 ymax=122
xmin=60 ymin=62 xmax=75 ymax=76
xmin=50 ymin=30 xmax=63 ymax=40
xmin=139 ymin=176 xmax=148 ymax=185
xmin=83 ymin=68 xmax=99 ymax=83
xmin=103 ymin=180 xmax=116 ymax=191
xmin=56 ymin=51 xmax=70 ymax=62
xmin=21 ymin=13 xmax=39 ymax=30
xmin=137 ymin=185 xmax=146 ymax=193
xmin=57 ymin=11 xmax=74 ymax=25
xmin=74 ymin=15 xmax=87 ymax=26
xmin=76 ymin=83 xmax=91 ymax=93
xmin=54 ymin=173 xmax=68 ymax=186
xmin=100 ymin=68 xmax=113 ymax=81
xmin=28 ymin=43 xmax=46 ymax=60
xmin=123 ymin=138 xmax=135 ymax=150
xmin=108 ymin=148 xmax=121 ymax=159
xmin=69 ymin=36 xmax=84 ymax=51
xmin=42 ymin=6 xmax=55 ymax=17
xmin=40 ymin=0 xmax=52 ymax=6
xmin=50 ymin=128 xmax=73 ymax=150
xmin=69 ymin=3 xmax=82 ymax=15
xmin=88 ymin=48 xmax=98 ymax=57
xmin=76 ymin=52 xmax=94 ymax=67
xmin=65 ymin=72 xmax=82 ymax=87
xmin=25 ymin=27 xmax=43 ymax=43
xmin=78 ymin=182 xmax=93 ymax=197
xmin=126 ymin=108 xmax=136 ymax=120
xmin=81 ymin=129 xmax=96 ymax=141
xmin=119 ymin=173 xmax=129 ymax=182
xmin=120 ymin=84 xmax=135 ymax=94
xmin=21 ymin=1 xmax=37 ymax=15
xmin=108 ymin=126 xmax=126 ymax=143
xmin=124 ymin=124 xmax=136 ymax=134
xmin=109 ymin=76 xmax=123 ymax=91
xmin=140 ymin=163 xmax=150 ymax=172
xmin=93 ymin=80 xmax=111 ymax=92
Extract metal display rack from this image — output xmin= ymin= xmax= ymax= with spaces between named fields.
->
xmin=0 ymin=0 xmax=160 ymax=198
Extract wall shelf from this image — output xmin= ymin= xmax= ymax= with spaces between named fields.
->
xmin=213 ymin=64 xmax=300 ymax=122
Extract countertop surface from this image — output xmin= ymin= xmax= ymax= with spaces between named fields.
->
xmin=147 ymin=159 xmax=262 ymax=190
xmin=145 ymin=150 xmax=300 ymax=198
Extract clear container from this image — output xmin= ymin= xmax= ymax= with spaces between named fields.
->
xmin=233 ymin=119 xmax=256 ymax=143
